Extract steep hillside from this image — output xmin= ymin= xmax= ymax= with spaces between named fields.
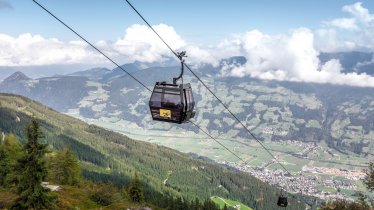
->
xmin=1 ymin=63 xmax=373 ymax=156
xmin=0 ymin=93 xmax=306 ymax=210
xmin=0 ymin=74 xmax=91 ymax=111
xmin=0 ymin=184 xmax=158 ymax=210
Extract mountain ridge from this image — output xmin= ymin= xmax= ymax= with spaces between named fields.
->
xmin=0 ymin=93 xmax=307 ymax=210
xmin=1 ymin=61 xmax=372 ymax=156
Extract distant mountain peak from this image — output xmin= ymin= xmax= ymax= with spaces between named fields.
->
xmin=3 ymin=71 xmax=30 ymax=83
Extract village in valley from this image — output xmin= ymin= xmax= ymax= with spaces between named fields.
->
xmin=218 ymin=140 xmax=367 ymax=202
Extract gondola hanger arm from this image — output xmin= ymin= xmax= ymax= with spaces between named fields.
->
xmin=173 ymin=51 xmax=187 ymax=85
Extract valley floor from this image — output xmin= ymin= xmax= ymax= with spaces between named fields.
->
xmin=85 ymin=118 xmax=373 ymax=202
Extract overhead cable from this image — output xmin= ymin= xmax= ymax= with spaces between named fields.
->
xmin=32 ymin=0 xmax=249 ymax=171
xmin=32 ymin=0 xmax=151 ymax=92
xmin=124 ymin=0 xmax=292 ymax=175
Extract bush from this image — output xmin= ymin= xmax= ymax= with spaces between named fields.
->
xmin=91 ymin=183 xmax=121 ymax=206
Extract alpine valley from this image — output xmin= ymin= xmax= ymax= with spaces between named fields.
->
xmin=0 ymin=52 xmax=373 ymax=205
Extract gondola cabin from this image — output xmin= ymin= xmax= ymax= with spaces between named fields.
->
xmin=277 ymin=196 xmax=288 ymax=207
xmin=149 ymin=81 xmax=195 ymax=124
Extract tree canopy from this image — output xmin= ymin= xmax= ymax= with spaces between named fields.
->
xmin=128 ymin=172 xmax=144 ymax=203
xmin=12 ymin=118 xmax=55 ymax=210
xmin=48 ymin=147 xmax=81 ymax=186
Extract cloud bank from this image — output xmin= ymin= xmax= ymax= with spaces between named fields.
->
xmin=1 ymin=2 xmax=374 ymax=87
xmin=316 ymin=2 xmax=374 ymax=52
xmin=218 ymin=2 xmax=374 ymax=87
xmin=0 ymin=33 xmax=103 ymax=66
xmin=102 ymin=24 xmax=216 ymax=65
xmin=0 ymin=24 xmax=210 ymax=67
xmin=219 ymin=28 xmax=374 ymax=87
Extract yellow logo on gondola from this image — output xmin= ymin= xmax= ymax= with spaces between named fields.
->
xmin=160 ymin=109 xmax=171 ymax=119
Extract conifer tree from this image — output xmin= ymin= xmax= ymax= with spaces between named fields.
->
xmin=48 ymin=147 xmax=81 ymax=186
xmin=12 ymin=118 xmax=54 ymax=209
xmin=1 ymin=134 xmax=22 ymax=186
xmin=175 ymin=197 xmax=183 ymax=210
xmin=223 ymin=203 xmax=228 ymax=210
xmin=128 ymin=172 xmax=144 ymax=202
xmin=364 ymin=162 xmax=374 ymax=192
xmin=203 ymin=199 xmax=219 ymax=210
xmin=0 ymin=144 xmax=9 ymax=186
xmin=194 ymin=197 xmax=201 ymax=210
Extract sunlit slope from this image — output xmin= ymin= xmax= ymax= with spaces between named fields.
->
xmin=0 ymin=93 xmax=306 ymax=210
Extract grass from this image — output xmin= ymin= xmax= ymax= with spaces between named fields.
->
xmin=0 ymin=183 xmax=155 ymax=210
xmin=52 ymin=184 xmax=101 ymax=209
xmin=317 ymin=186 xmax=337 ymax=194
xmin=211 ymin=196 xmax=253 ymax=210
xmin=0 ymin=188 xmax=18 ymax=208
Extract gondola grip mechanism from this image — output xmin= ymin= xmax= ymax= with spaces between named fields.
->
xmin=173 ymin=51 xmax=187 ymax=85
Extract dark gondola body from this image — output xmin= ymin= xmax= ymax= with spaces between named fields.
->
xmin=149 ymin=82 xmax=195 ymax=124
xmin=277 ymin=196 xmax=288 ymax=207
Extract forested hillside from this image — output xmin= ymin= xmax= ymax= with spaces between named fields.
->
xmin=0 ymin=126 xmax=220 ymax=209
xmin=1 ymin=61 xmax=373 ymax=156
xmin=0 ymin=93 xmax=306 ymax=209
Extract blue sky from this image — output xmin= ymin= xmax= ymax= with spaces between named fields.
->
xmin=1 ymin=0 xmax=373 ymax=44
xmin=1 ymin=0 xmax=374 ymax=87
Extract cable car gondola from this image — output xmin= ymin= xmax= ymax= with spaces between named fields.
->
xmin=149 ymin=51 xmax=195 ymax=124
xmin=277 ymin=196 xmax=288 ymax=207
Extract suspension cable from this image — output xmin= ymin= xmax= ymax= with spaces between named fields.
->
xmin=32 ymin=1 xmax=325 ymax=206
xmin=32 ymin=0 xmax=151 ymax=92
xmin=31 ymin=0 xmax=252 ymax=172
xmin=189 ymin=121 xmax=252 ymax=167
xmin=124 ymin=0 xmax=292 ymax=175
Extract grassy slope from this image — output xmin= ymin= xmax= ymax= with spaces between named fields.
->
xmin=211 ymin=196 xmax=253 ymax=210
xmin=0 ymin=93 xmax=306 ymax=210
xmin=0 ymin=184 xmax=156 ymax=210
xmin=0 ymin=188 xmax=18 ymax=209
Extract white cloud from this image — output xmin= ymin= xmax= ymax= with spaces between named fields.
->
xmin=1 ymin=2 xmax=374 ymax=87
xmin=112 ymin=24 xmax=186 ymax=63
xmin=219 ymin=29 xmax=320 ymax=81
xmin=102 ymin=24 xmax=216 ymax=66
xmin=216 ymin=2 xmax=374 ymax=87
xmin=219 ymin=29 xmax=374 ymax=87
xmin=0 ymin=33 xmax=104 ymax=66
xmin=324 ymin=18 xmax=358 ymax=30
xmin=0 ymin=24 xmax=212 ymax=67
xmin=318 ymin=2 xmax=374 ymax=51
xmin=342 ymin=2 xmax=374 ymax=23
xmin=185 ymin=45 xmax=219 ymax=66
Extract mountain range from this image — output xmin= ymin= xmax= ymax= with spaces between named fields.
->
xmin=1 ymin=51 xmax=373 ymax=205
xmin=0 ymin=53 xmax=373 ymax=158
xmin=0 ymin=93 xmax=307 ymax=209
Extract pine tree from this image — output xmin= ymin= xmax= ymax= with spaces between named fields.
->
xmin=12 ymin=118 xmax=55 ymax=209
xmin=1 ymin=134 xmax=23 ymax=186
xmin=128 ymin=172 xmax=144 ymax=202
xmin=202 ymin=199 xmax=219 ymax=210
xmin=364 ymin=162 xmax=374 ymax=192
xmin=48 ymin=147 xmax=81 ymax=186
xmin=0 ymin=144 xmax=9 ymax=186
xmin=223 ymin=203 xmax=228 ymax=210
xmin=175 ymin=197 xmax=183 ymax=210
xmin=194 ymin=197 xmax=201 ymax=210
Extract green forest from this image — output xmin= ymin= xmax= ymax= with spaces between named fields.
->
xmin=0 ymin=119 xmax=222 ymax=209
xmin=0 ymin=93 xmax=373 ymax=210
xmin=0 ymin=93 xmax=308 ymax=209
